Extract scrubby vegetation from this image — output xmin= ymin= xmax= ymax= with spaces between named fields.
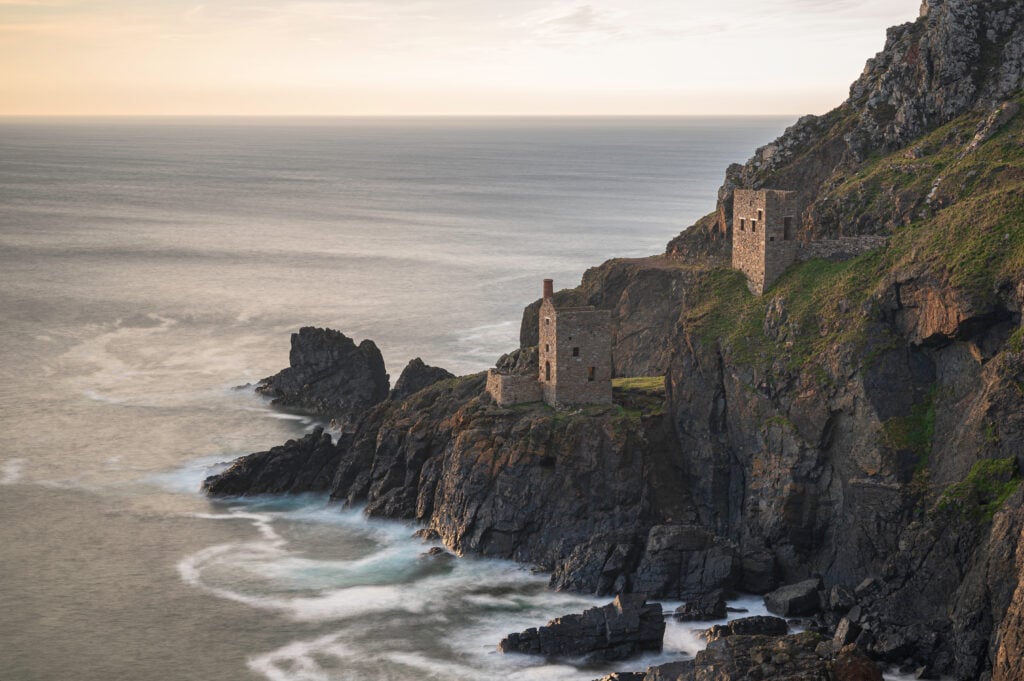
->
xmin=937 ymin=457 xmax=1022 ymax=522
xmin=683 ymin=98 xmax=1024 ymax=373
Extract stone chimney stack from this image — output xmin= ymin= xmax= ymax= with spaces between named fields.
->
xmin=543 ymin=279 xmax=553 ymax=300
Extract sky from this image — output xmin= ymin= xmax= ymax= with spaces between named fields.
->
xmin=1 ymin=0 xmax=923 ymax=116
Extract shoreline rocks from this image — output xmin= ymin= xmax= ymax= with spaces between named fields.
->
xmin=202 ymin=426 xmax=342 ymax=496
xmin=498 ymin=594 xmax=665 ymax=663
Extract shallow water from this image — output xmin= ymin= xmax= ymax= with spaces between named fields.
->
xmin=1 ymin=116 xmax=800 ymax=680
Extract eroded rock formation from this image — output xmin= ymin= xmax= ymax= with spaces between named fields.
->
xmin=256 ymin=326 xmax=389 ymax=427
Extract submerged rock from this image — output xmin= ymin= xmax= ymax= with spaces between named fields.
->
xmin=498 ymin=594 xmax=665 ymax=663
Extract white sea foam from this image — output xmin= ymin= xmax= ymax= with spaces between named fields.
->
xmin=176 ymin=488 xmax=786 ymax=681
xmin=145 ymin=455 xmax=234 ymax=494
xmin=0 ymin=458 xmax=25 ymax=485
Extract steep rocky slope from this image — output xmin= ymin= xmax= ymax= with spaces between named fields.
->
xmin=207 ymin=1 xmax=1024 ymax=677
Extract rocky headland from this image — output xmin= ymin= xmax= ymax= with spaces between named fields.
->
xmin=204 ymin=1 xmax=1024 ymax=678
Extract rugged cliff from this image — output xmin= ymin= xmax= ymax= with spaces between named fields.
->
xmin=207 ymin=1 xmax=1024 ymax=677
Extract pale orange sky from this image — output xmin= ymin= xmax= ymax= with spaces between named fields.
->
xmin=1 ymin=0 xmax=922 ymax=116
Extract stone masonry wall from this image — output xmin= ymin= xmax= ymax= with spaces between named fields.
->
xmin=486 ymin=370 xmax=543 ymax=407
xmin=798 ymin=235 xmax=888 ymax=262
xmin=539 ymin=297 xmax=558 ymax=403
xmin=732 ymin=190 xmax=767 ymax=293
xmin=732 ymin=189 xmax=801 ymax=294
xmin=762 ymin=191 xmax=800 ymax=290
xmin=547 ymin=307 xmax=613 ymax=406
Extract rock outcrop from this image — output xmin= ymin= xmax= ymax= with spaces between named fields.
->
xmin=674 ymin=589 xmax=727 ymax=622
xmin=202 ymin=426 xmax=342 ymax=496
xmin=389 ymin=357 xmax=453 ymax=401
xmin=256 ymin=327 xmax=389 ymax=426
xmin=598 ymin=635 xmax=882 ymax=681
xmin=703 ymin=616 xmax=789 ymax=643
xmin=498 ymin=594 xmax=665 ymax=662
xmin=765 ymin=578 xmax=824 ymax=618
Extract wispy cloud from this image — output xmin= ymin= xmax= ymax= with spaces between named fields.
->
xmin=523 ymin=2 xmax=730 ymax=46
xmin=533 ymin=4 xmax=625 ymax=41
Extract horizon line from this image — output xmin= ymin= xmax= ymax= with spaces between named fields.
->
xmin=0 ymin=112 xmax=806 ymax=120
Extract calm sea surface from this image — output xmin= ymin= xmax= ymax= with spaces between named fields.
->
xmin=0 ymin=117 xmax=790 ymax=681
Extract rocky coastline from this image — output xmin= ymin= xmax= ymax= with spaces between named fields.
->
xmin=203 ymin=1 xmax=1024 ymax=678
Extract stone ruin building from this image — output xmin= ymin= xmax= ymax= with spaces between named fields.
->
xmin=486 ymin=279 xmax=612 ymax=408
xmin=732 ymin=189 xmax=801 ymax=295
xmin=732 ymin=189 xmax=888 ymax=295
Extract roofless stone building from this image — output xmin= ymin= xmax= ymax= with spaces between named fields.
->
xmin=732 ymin=189 xmax=800 ymax=295
xmin=486 ymin=279 xmax=612 ymax=408
xmin=732 ymin=189 xmax=888 ymax=295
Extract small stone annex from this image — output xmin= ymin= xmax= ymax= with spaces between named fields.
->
xmin=486 ymin=279 xmax=612 ymax=408
xmin=732 ymin=188 xmax=888 ymax=295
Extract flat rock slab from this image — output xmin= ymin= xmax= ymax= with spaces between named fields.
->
xmin=499 ymin=594 xmax=665 ymax=663
xmin=764 ymin=577 xmax=824 ymax=617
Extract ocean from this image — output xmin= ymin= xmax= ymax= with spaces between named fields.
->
xmin=0 ymin=116 xmax=791 ymax=681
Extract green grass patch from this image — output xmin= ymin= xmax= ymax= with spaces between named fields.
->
xmin=612 ymin=376 xmax=666 ymax=393
xmin=881 ymin=388 xmax=937 ymax=469
xmin=1007 ymin=326 xmax=1024 ymax=354
xmin=680 ymin=99 xmax=1024 ymax=379
xmin=612 ymin=376 xmax=666 ymax=418
xmin=683 ymin=250 xmax=886 ymax=371
xmin=937 ymin=457 xmax=1022 ymax=522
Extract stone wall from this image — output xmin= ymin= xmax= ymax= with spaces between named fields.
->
xmin=545 ymin=306 xmax=613 ymax=406
xmin=732 ymin=190 xmax=768 ymax=293
xmin=486 ymin=370 xmax=543 ymax=407
xmin=797 ymin=235 xmax=888 ymax=262
xmin=539 ymin=297 xmax=558 ymax=401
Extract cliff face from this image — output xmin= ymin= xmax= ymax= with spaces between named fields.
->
xmin=668 ymin=0 xmax=1024 ymax=250
xmin=207 ymin=1 xmax=1024 ymax=677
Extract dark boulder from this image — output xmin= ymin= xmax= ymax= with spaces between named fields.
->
xmin=833 ymin=617 xmax=862 ymax=647
xmin=642 ymin=661 xmax=695 ymax=681
xmin=828 ymin=585 xmax=857 ymax=612
xmin=202 ymin=426 xmax=341 ymax=496
xmin=673 ymin=589 xmax=727 ymax=621
xmin=696 ymin=631 xmax=857 ymax=681
xmin=256 ymin=327 xmax=389 ymax=426
xmin=832 ymin=644 xmax=884 ymax=681
xmin=764 ymin=577 xmax=823 ymax=617
xmin=704 ymin=615 xmax=789 ymax=642
xmin=596 ymin=661 xmax=696 ymax=681
xmin=632 ymin=525 xmax=741 ymax=599
xmin=498 ymin=594 xmax=665 ymax=663
xmin=389 ymin=358 xmax=453 ymax=401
